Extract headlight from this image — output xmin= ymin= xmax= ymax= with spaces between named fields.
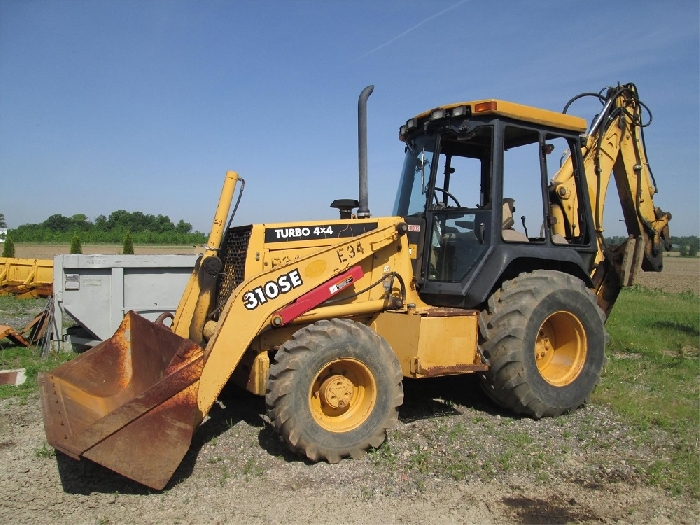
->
xmin=429 ymin=108 xmax=446 ymax=121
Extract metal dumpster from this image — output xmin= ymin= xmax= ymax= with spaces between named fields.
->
xmin=53 ymin=254 xmax=198 ymax=347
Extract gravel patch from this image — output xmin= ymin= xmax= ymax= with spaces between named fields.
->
xmin=1 ymin=375 xmax=697 ymax=524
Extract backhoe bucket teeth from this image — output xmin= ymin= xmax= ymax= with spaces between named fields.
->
xmin=39 ymin=311 xmax=204 ymax=490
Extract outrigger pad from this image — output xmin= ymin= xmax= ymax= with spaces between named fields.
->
xmin=39 ymin=311 xmax=205 ymax=490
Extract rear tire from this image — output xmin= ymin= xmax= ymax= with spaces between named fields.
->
xmin=479 ymin=270 xmax=607 ymax=418
xmin=266 ymin=319 xmax=403 ymax=463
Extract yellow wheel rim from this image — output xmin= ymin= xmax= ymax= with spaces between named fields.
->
xmin=309 ymin=358 xmax=377 ymax=433
xmin=534 ymin=311 xmax=587 ymax=387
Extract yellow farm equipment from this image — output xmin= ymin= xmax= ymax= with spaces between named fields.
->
xmin=40 ymin=83 xmax=670 ymax=490
xmin=0 ymin=257 xmax=53 ymax=298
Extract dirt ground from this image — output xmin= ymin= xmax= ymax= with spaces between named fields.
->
xmin=634 ymin=255 xmax=700 ymax=296
xmin=1 ymin=386 xmax=697 ymax=525
xmin=1 ymin=245 xmax=698 ymax=524
xmin=14 ymin=243 xmax=203 ymax=258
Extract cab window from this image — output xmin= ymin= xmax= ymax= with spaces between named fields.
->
xmin=431 ymin=126 xmax=493 ymax=211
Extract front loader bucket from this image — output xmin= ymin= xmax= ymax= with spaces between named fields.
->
xmin=39 ymin=311 xmax=204 ymax=490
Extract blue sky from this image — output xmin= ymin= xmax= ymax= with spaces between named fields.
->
xmin=1 ymin=0 xmax=698 ymax=236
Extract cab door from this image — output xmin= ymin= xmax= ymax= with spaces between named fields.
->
xmin=418 ymin=126 xmax=494 ymax=290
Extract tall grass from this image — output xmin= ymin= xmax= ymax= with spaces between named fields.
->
xmin=594 ymin=286 xmax=699 ymax=496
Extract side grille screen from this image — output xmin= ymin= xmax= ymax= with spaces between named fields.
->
xmin=216 ymin=225 xmax=252 ymax=314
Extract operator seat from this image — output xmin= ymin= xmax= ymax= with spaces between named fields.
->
xmin=501 ymin=198 xmax=529 ymax=242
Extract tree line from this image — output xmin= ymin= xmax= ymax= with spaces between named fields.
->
xmin=3 ymin=211 xmax=207 ymax=245
xmin=2 ymin=210 xmax=698 ymax=253
xmin=605 ymin=235 xmax=699 ymax=257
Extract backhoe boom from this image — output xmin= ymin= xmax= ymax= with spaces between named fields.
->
xmin=550 ymin=83 xmax=671 ymax=314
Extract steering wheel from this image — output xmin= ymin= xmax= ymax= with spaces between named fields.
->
xmin=433 ymin=187 xmax=461 ymax=208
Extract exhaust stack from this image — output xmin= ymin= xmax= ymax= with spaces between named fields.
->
xmin=357 ymin=85 xmax=374 ymax=218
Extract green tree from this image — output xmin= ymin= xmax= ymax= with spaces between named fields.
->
xmin=679 ymin=244 xmax=688 ymax=257
xmin=689 ymin=244 xmax=698 ymax=257
xmin=70 ymin=234 xmax=82 ymax=254
xmin=1 ymin=236 xmax=14 ymax=257
xmin=176 ymin=219 xmax=192 ymax=234
xmin=7 ymin=209 xmax=205 ymax=245
xmin=94 ymin=214 xmax=108 ymax=230
xmin=43 ymin=214 xmax=73 ymax=232
xmin=122 ymin=231 xmax=134 ymax=254
xmin=70 ymin=213 xmax=90 ymax=231
xmin=107 ymin=210 xmax=130 ymax=231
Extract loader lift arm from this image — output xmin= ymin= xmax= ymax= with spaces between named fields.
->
xmin=194 ymin=219 xmax=406 ymax=419
xmin=549 ymin=83 xmax=672 ymax=316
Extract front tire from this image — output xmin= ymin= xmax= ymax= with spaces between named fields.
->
xmin=479 ymin=270 xmax=607 ymax=418
xmin=266 ymin=319 xmax=403 ymax=463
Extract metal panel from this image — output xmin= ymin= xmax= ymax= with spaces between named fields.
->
xmin=54 ymin=254 xmax=198 ymax=344
xmin=372 ymin=309 xmax=481 ymax=378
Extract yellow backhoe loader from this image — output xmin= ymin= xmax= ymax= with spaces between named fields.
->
xmin=40 ymin=83 xmax=671 ymax=490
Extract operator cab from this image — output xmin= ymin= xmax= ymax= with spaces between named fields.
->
xmin=394 ymin=100 xmax=597 ymax=308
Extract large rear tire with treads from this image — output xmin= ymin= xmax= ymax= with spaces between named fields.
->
xmin=479 ymin=270 xmax=607 ymax=418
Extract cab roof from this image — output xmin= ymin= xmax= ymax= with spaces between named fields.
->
xmin=405 ymin=99 xmax=587 ymax=137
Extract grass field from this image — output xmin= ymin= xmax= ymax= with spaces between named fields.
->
xmin=592 ymin=287 xmax=699 ymax=496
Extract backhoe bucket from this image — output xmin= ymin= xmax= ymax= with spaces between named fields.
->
xmin=39 ymin=311 xmax=205 ymax=490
